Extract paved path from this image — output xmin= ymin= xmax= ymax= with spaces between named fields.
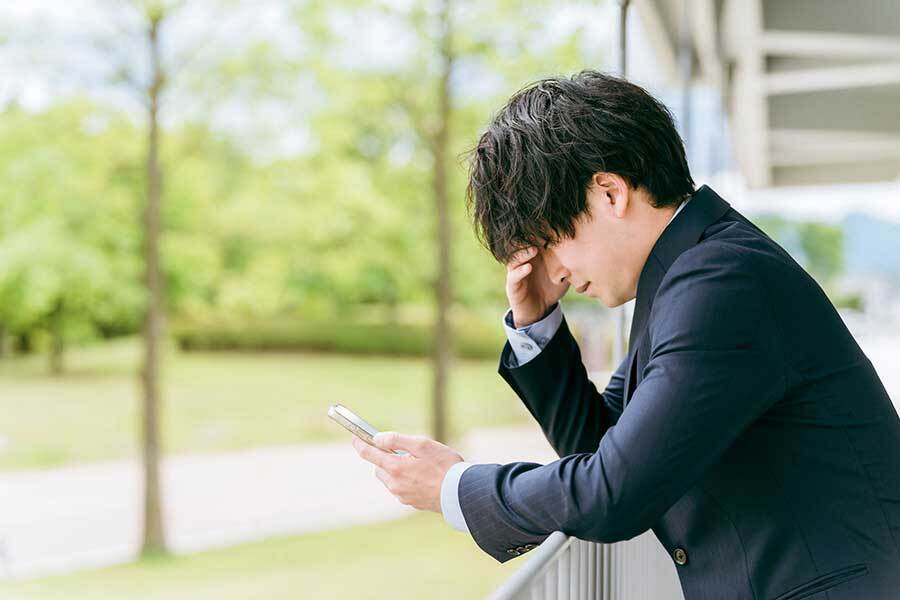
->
xmin=0 ymin=425 xmax=557 ymax=581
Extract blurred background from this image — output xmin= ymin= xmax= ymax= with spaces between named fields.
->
xmin=0 ymin=0 xmax=898 ymax=598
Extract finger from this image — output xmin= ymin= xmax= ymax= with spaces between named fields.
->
xmin=374 ymin=466 xmax=392 ymax=490
xmin=506 ymin=246 xmax=536 ymax=272
xmin=506 ymin=246 xmax=537 ymax=272
xmin=374 ymin=431 xmax=430 ymax=457
xmin=506 ymin=261 xmax=532 ymax=287
xmin=353 ymin=437 xmax=403 ymax=470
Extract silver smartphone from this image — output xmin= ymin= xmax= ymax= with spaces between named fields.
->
xmin=328 ymin=403 xmax=408 ymax=455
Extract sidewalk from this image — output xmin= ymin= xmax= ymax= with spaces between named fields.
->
xmin=0 ymin=425 xmax=557 ymax=581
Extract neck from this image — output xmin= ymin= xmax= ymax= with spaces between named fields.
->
xmin=623 ymin=196 xmax=680 ymax=300
xmin=648 ymin=202 xmax=679 ymax=245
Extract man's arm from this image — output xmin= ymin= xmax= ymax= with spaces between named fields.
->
xmin=439 ymin=302 xmax=565 ymax=533
xmin=440 ymin=302 xmax=627 ymax=533
xmin=498 ymin=308 xmax=628 ymax=459
xmin=456 ymin=245 xmax=787 ymax=563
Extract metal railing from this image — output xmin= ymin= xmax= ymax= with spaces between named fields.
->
xmin=487 ymin=530 xmax=684 ymax=600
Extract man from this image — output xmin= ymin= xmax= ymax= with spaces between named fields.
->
xmin=351 ymin=70 xmax=900 ymax=599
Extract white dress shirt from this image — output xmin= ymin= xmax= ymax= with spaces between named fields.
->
xmin=440 ymin=197 xmax=691 ymax=533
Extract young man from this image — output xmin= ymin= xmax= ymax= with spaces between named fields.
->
xmin=351 ymin=70 xmax=900 ymax=599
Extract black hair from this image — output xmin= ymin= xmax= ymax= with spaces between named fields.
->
xmin=464 ymin=69 xmax=695 ymax=263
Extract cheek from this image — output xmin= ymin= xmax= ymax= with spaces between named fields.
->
xmin=550 ymin=243 xmax=578 ymax=271
xmin=587 ymin=251 xmax=614 ymax=282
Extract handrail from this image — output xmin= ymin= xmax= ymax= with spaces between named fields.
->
xmin=486 ymin=532 xmax=573 ymax=600
xmin=486 ymin=529 xmax=685 ymax=599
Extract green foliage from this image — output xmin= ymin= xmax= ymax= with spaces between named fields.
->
xmin=172 ymin=315 xmax=504 ymax=359
xmin=798 ymin=222 xmax=844 ymax=283
xmin=0 ymin=2 xmax=610 ymax=364
xmin=0 ymin=103 xmax=145 ymax=348
xmin=832 ymin=291 xmax=864 ymax=311
xmin=295 ymin=0 xmax=607 ymax=310
xmin=754 ymin=214 xmax=845 ymax=285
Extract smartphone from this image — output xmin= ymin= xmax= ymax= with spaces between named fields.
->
xmin=328 ymin=403 xmax=408 ymax=455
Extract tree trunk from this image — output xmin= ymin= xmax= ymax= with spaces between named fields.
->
xmin=15 ymin=331 xmax=31 ymax=354
xmin=140 ymin=13 xmax=167 ymax=557
xmin=431 ymin=0 xmax=453 ymax=445
xmin=49 ymin=299 xmax=65 ymax=376
xmin=384 ymin=296 xmax=399 ymax=324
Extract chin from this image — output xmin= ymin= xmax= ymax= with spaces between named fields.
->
xmin=597 ymin=288 xmax=633 ymax=308
xmin=596 ymin=290 xmax=618 ymax=308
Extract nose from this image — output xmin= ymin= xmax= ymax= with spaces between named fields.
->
xmin=543 ymin=252 xmax=569 ymax=285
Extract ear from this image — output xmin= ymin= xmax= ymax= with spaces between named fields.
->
xmin=591 ymin=172 xmax=631 ymax=219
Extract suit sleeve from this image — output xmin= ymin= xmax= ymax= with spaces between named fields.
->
xmin=460 ymin=245 xmax=787 ymax=563
xmin=498 ymin=314 xmax=627 ymax=459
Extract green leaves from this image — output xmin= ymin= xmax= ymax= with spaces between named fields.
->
xmin=0 ymin=1 xmax=613 ymax=353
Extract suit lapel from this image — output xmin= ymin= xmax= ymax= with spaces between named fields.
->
xmin=622 ymin=258 xmax=664 ymax=404
xmin=621 ymin=185 xmax=732 ymax=407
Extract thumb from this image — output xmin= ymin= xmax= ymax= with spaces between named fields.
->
xmin=374 ymin=431 xmax=426 ymax=456
xmin=372 ymin=431 xmax=398 ymax=451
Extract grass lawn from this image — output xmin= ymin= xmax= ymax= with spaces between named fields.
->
xmin=0 ymin=336 xmax=531 ymax=470
xmin=0 ymin=512 xmax=528 ymax=600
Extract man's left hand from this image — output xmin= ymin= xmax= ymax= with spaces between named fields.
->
xmin=351 ymin=432 xmax=463 ymax=514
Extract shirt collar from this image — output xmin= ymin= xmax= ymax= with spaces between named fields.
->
xmin=627 ymin=185 xmax=731 ymax=351
xmin=668 ymin=197 xmax=689 ymax=226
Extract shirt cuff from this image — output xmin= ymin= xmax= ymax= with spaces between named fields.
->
xmin=440 ymin=460 xmax=474 ymax=533
xmin=502 ymin=303 xmax=563 ymax=366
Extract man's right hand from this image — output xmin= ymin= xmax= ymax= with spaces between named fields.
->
xmin=505 ymin=246 xmax=570 ymax=328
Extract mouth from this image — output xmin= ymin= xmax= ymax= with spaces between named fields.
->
xmin=576 ymin=282 xmax=591 ymax=293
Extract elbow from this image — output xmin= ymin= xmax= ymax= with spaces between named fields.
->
xmin=566 ymin=494 xmax=650 ymax=544
xmin=579 ymin=513 xmax=649 ymax=544
xmin=556 ymin=453 xmax=655 ymax=544
xmin=594 ymin=517 xmax=649 ymax=543
xmin=583 ymin=515 xmax=645 ymax=544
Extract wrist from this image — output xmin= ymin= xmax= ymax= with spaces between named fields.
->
xmin=512 ymin=302 xmax=557 ymax=328
xmin=511 ymin=311 xmax=540 ymax=329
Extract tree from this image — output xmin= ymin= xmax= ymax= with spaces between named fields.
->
xmin=85 ymin=0 xmax=281 ymax=556
xmin=431 ymin=0 xmax=453 ymax=443
xmin=140 ymin=2 xmax=168 ymax=555
xmin=756 ymin=215 xmax=845 ymax=286
xmin=296 ymin=0 xmax=605 ymax=442
xmin=0 ymin=102 xmax=145 ymax=372
xmin=799 ymin=222 xmax=844 ymax=284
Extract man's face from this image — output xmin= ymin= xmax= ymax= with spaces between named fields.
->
xmin=539 ymin=180 xmax=655 ymax=308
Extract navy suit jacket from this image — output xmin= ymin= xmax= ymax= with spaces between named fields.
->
xmin=457 ymin=185 xmax=900 ymax=599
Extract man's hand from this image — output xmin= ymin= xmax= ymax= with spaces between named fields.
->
xmin=506 ymin=246 xmax=569 ymax=327
xmin=351 ymin=432 xmax=464 ymax=514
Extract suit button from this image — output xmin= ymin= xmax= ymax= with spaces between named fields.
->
xmin=506 ymin=548 xmax=518 ymax=555
xmin=522 ymin=543 xmax=538 ymax=552
xmin=673 ymin=548 xmax=688 ymax=565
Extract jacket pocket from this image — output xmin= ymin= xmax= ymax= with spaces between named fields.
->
xmin=772 ymin=563 xmax=869 ymax=600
